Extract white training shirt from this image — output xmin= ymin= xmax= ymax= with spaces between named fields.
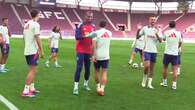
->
xmin=0 ymin=25 xmax=9 ymax=44
xmin=135 ymin=35 xmax=145 ymax=50
xmin=93 ymin=28 xmax=112 ymax=61
xmin=139 ymin=26 xmax=160 ymax=53
xmin=50 ymin=32 xmax=61 ymax=48
xmin=23 ymin=20 xmax=40 ymax=55
xmin=163 ymin=29 xmax=182 ymax=56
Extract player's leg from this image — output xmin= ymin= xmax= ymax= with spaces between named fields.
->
xmin=172 ymin=65 xmax=178 ymax=90
xmin=53 ymin=49 xmax=61 ymax=67
xmin=94 ymin=61 xmax=101 ymax=92
xmin=83 ymin=54 xmax=91 ymax=91
xmin=139 ymin=50 xmax=144 ymax=67
xmin=147 ymin=53 xmax=157 ymax=89
xmin=1 ymin=44 xmax=10 ymax=71
xmin=73 ymin=53 xmax=84 ymax=95
xmin=172 ymin=55 xmax=179 ymax=90
xmin=161 ymin=54 xmax=169 ymax=87
xmin=22 ymin=54 xmax=39 ymax=97
xmin=0 ymin=44 xmax=4 ymax=72
xmin=142 ymin=52 xmax=150 ymax=87
xmin=45 ymin=48 xmax=54 ymax=67
xmin=177 ymin=55 xmax=181 ymax=75
xmin=128 ymin=48 xmax=137 ymax=65
xmin=99 ymin=60 xmax=109 ymax=96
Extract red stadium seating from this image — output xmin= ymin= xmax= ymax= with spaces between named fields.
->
xmin=0 ymin=3 xmax=195 ymax=39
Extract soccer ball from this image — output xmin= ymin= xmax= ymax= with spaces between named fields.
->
xmin=132 ymin=63 xmax=139 ymax=69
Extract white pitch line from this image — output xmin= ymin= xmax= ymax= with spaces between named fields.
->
xmin=0 ymin=94 xmax=19 ymax=110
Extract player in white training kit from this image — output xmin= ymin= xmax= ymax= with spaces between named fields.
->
xmin=0 ymin=18 xmax=11 ymax=73
xmin=45 ymin=26 xmax=62 ymax=68
xmin=128 ymin=25 xmax=145 ymax=67
xmin=86 ymin=21 xmax=112 ymax=96
xmin=161 ymin=21 xmax=182 ymax=90
xmin=139 ymin=16 xmax=162 ymax=89
xmin=22 ymin=9 xmax=45 ymax=97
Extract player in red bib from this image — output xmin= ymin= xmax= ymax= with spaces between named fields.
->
xmin=73 ymin=11 xmax=95 ymax=95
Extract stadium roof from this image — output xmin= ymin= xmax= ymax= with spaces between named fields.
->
xmin=110 ymin=0 xmax=194 ymax=2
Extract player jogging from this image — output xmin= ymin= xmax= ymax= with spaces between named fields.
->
xmin=73 ymin=11 xmax=95 ymax=95
xmin=45 ymin=26 xmax=62 ymax=68
xmin=128 ymin=25 xmax=145 ymax=67
xmin=0 ymin=18 xmax=11 ymax=73
xmin=160 ymin=21 xmax=182 ymax=90
xmin=139 ymin=16 xmax=162 ymax=89
xmin=22 ymin=9 xmax=45 ymax=97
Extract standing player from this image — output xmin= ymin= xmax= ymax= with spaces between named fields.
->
xmin=0 ymin=28 xmax=6 ymax=53
xmin=73 ymin=11 xmax=95 ymax=95
xmin=161 ymin=21 xmax=182 ymax=90
xmin=87 ymin=21 xmax=112 ymax=96
xmin=128 ymin=26 xmax=145 ymax=67
xmin=0 ymin=18 xmax=11 ymax=72
xmin=22 ymin=9 xmax=45 ymax=97
xmin=139 ymin=16 xmax=162 ymax=89
xmin=45 ymin=26 xmax=62 ymax=68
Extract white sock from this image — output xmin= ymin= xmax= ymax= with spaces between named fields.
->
xmin=97 ymin=83 xmax=100 ymax=89
xmin=46 ymin=60 xmax=49 ymax=64
xmin=1 ymin=64 xmax=5 ymax=70
xmin=96 ymin=83 xmax=101 ymax=91
xmin=0 ymin=64 xmax=2 ymax=70
xmin=178 ymin=67 xmax=181 ymax=73
xmin=148 ymin=78 xmax=153 ymax=86
xmin=74 ymin=82 xmax=79 ymax=89
xmin=84 ymin=80 xmax=89 ymax=86
xmin=23 ymin=85 xmax=30 ymax=94
xmin=172 ymin=81 xmax=177 ymax=87
xmin=140 ymin=62 xmax=143 ymax=66
xmin=55 ymin=61 xmax=58 ymax=66
xmin=30 ymin=83 xmax=35 ymax=91
xmin=143 ymin=74 xmax=148 ymax=81
xmin=163 ymin=79 xmax=167 ymax=84
xmin=129 ymin=59 xmax=133 ymax=64
xmin=101 ymin=85 xmax=105 ymax=91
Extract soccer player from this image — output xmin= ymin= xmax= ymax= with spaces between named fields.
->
xmin=161 ymin=21 xmax=182 ymax=90
xmin=177 ymin=47 xmax=182 ymax=75
xmin=0 ymin=18 xmax=11 ymax=72
xmin=73 ymin=11 xmax=95 ymax=95
xmin=128 ymin=26 xmax=145 ymax=67
xmin=45 ymin=26 xmax=62 ymax=68
xmin=139 ymin=16 xmax=162 ymax=89
xmin=87 ymin=21 xmax=112 ymax=96
xmin=22 ymin=9 xmax=45 ymax=97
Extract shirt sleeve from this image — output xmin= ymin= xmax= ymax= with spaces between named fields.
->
xmin=34 ymin=23 xmax=40 ymax=36
xmin=139 ymin=27 xmax=145 ymax=36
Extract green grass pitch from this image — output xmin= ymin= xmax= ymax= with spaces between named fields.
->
xmin=0 ymin=39 xmax=195 ymax=110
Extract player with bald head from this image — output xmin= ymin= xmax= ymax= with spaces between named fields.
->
xmin=139 ymin=16 xmax=162 ymax=89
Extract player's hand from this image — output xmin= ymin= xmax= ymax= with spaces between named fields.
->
xmin=40 ymin=51 xmax=45 ymax=59
xmin=48 ymin=44 xmax=51 ymax=49
xmin=92 ymin=56 xmax=97 ymax=62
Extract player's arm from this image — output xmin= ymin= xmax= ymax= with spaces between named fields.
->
xmin=178 ymin=33 xmax=183 ymax=48
xmin=0 ymin=33 xmax=6 ymax=46
xmin=59 ymin=31 xmax=63 ymax=40
xmin=155 ymin=32 xmax=163 ymax=43
xmin=35 ymin=24 xmax=45 ymax=58
xmin=35 ymin=35 xmax=44 ymax=58
xmin=138 ymin=27 xmax=144 ymax=39
xmin=85 ymin=32 xmax=97 ymax=38
xmin=8 ymin=29 xmax=11 ymax=37
xmin=92 ymin=39 xmax=97 ymax=62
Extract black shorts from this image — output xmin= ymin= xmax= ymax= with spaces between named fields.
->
xmin=94 ymin=60 xmax=109 ymax=70
xmin=25 ymin=53 xmax=39 ymax=66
